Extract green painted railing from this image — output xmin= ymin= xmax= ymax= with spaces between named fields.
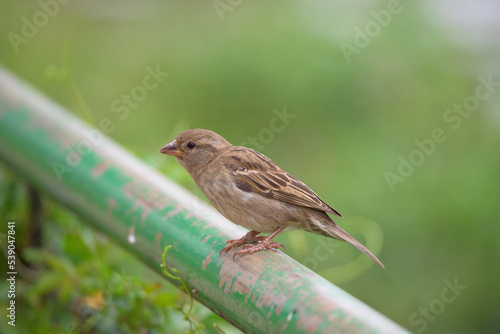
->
xmin=0 ymin=67 xmax=410 ymax=334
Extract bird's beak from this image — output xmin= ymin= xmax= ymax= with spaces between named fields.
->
xmin=160 ymin=140 xmax=183 ymax=157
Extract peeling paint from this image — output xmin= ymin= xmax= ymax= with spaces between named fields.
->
xmin=229 ymin=272 xmax=241 ymax=292
xmin=106 ymin=198 xmax=117 ymax=219
xmin=125 ymin=200 xmax=151 ymax=225
xmin=163 ymin=207 xmax=181 ymax=220
xmin=202 ymin=249 xmax=215 ymax=270
xmin=155 ymin=232 xmax=162 ymax=254
xmin=216 ymin=251 xmax=354 ymax=333
xmin=123 ymin=180 xmax=176 ymax=225
xmin=201 ymin=235 xmax=212 ymax=243
xmin=255 ymin=278 xmax=294 ymax=315
xmin=218 ymin=251 xmax=259 ymax=301
xmin=22 ymin=110 xmax=67 ymax=145
xmin=92 ymin=161 xmax=111 ymax=178
xmin=68 ymin=151 xmax=80 ymax=166
xmin=203 ymin=221 xmax=218 ymax=229
xmin=296 ymin=313 xmax=320 ymax=333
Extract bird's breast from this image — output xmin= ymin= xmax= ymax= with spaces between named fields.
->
xmin=200 ymin=175 xmax=294 ymax=233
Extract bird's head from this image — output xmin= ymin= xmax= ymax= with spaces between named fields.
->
xmin=160 ymin=129 xmax=232 ymax=173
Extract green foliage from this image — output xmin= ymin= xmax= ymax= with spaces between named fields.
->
xmin=160 ymin=246 xmax=198 ymax=333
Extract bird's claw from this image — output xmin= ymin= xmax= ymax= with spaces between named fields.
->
xmin=232 ymin=241 xmax=285 ymax=260
xmin=221 ymin=228 xmax=286 ymax=259
xmin=225 ymin=238 xmax=238 ymax=246
xmin=220 ymin=232 xmax=267 ymax=256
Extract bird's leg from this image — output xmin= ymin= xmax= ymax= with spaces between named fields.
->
xmin=220 ymin=231 xmax=267 ymax=256
xmin=234 ymin=226 xmax=286 ymax=259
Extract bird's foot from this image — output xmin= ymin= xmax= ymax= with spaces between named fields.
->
xmin=220 ymin=231 xmax=265 ymax=256
xmin=233 ymin=238 xmax=285 ymax=259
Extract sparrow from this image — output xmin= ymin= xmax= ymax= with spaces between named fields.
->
xmin=160 ymin=129 xmax=384 ymax=268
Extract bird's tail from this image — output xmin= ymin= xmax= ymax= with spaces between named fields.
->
xmin=320 ymin=222 xmax=385 ymax=269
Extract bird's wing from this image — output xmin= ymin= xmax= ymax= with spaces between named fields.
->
xmin=224 ymin=148 xmax=342 ymax=217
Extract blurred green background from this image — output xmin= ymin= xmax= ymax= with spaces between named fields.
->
xmin=1 ymin=0 xmax=499 ymax=333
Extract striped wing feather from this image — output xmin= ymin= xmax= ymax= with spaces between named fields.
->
xmin=225 ymin=148 xmax=342 ymax=217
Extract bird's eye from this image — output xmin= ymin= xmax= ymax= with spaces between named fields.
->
xmin=187 ymin=142 xmax=196 ymax=149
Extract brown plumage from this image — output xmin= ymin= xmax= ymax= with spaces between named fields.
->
xmin=160 ymin=129 xmax=384 ymax=268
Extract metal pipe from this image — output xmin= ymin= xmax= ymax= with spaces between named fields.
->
xmin=0 ymin=67 xmax=410 ymax=334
